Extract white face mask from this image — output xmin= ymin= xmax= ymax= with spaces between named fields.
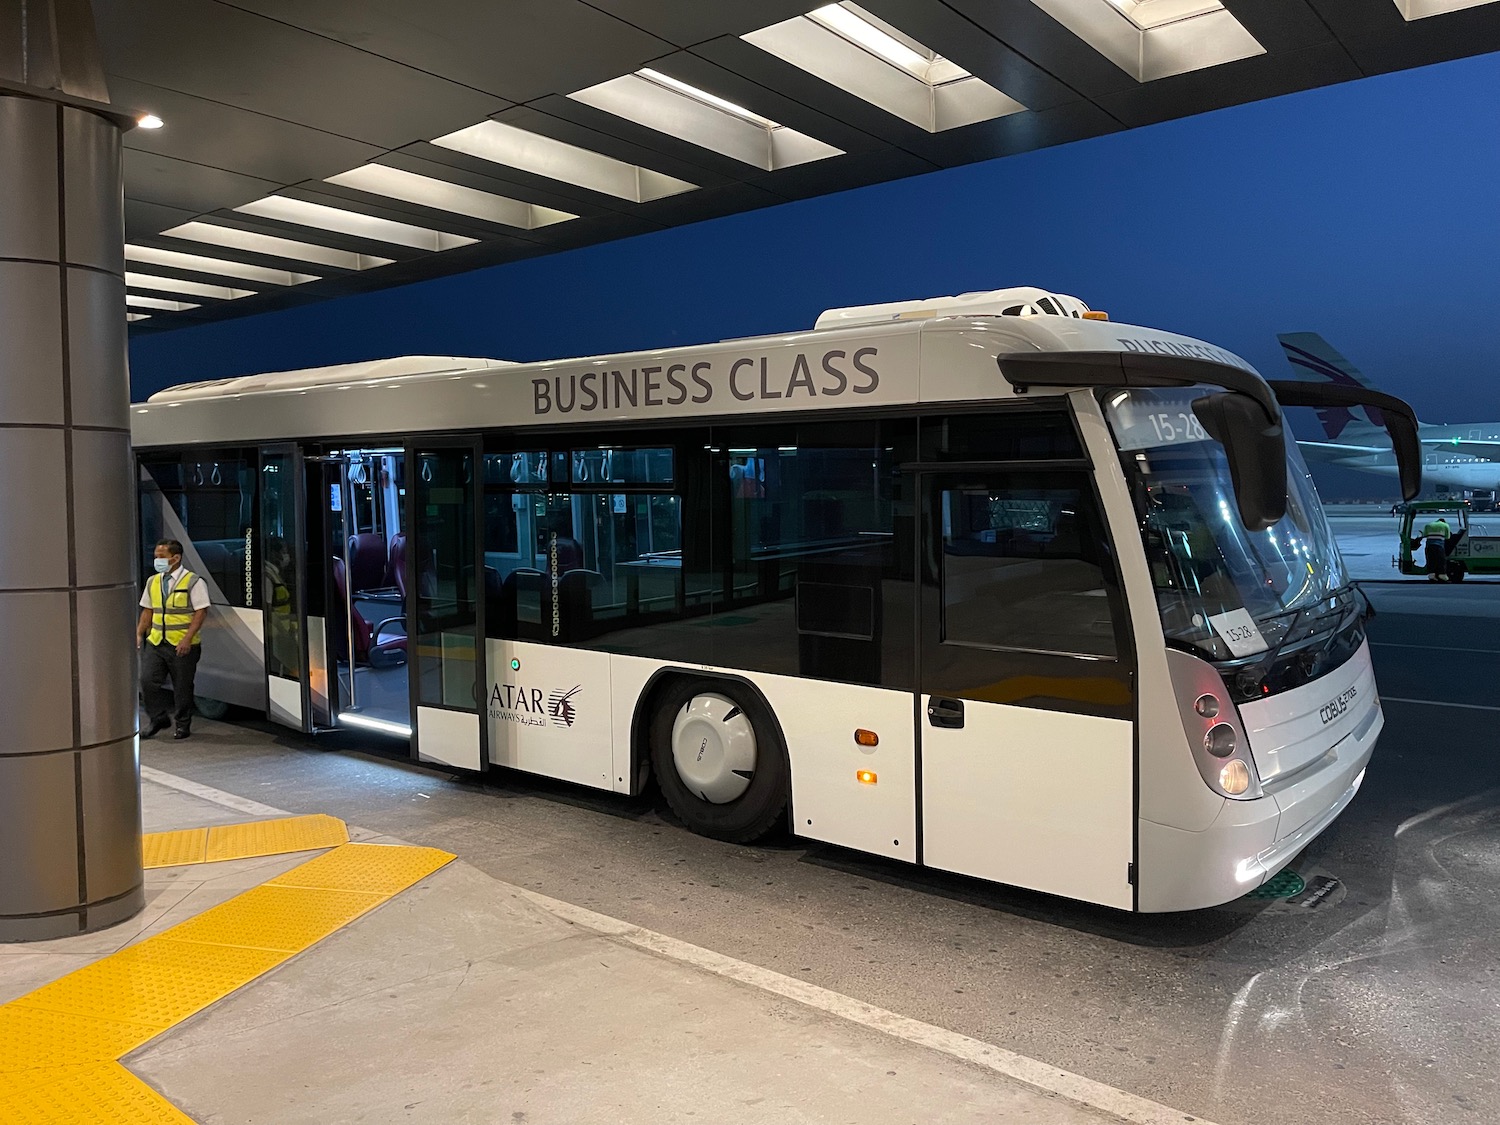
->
xmin=154 ymin=557 xmax=172 ymax=575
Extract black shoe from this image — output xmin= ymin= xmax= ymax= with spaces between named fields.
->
xmin=142 ymin=718 xmax=170 ymax=740
xmin=173 ymin=727 xmax=191 ymax=740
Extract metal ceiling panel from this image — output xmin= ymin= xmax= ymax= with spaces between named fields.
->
xmin=92 ymin=0 xmax=508 ymax=147
xmin=1311 ymin=0 xmax=1500 ymax=73
xmin=122 ymin=148 xmax=281 ymax=213
xmin=125 ymin=199 xmax=200 ymax=242
xmin=224 ymin=0 xmax=679 ymax=102
xmin=112 ymin=77 xmax=383 ymax=184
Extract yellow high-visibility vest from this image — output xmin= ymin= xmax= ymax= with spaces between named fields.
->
xmin=147 ymin=570 xmax=203 ymax=646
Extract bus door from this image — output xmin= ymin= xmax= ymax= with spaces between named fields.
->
xmin=314 ymin=447 xmax=411 ymax=739
xmin=408 ymin=439 xmax=487 ymax=771
xmin=259 ymin=443 xmax=309 ymax=731
xmin=917 ymin=469 xmax=1136 ymax=909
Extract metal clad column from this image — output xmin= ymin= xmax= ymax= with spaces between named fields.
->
xmin=0 ymin=0 xmax=144 ymax=940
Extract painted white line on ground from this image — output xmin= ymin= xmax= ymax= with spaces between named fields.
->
xmin=1372 ymin=642 xmax=1500 ymax=655
xmin=141 ymin=765 xmax=290 ymax=818
xmin=512 ymin=884 xmax=1220 ymax=1125
xmin=1382 ymin=697 xmax=1500 ymax=712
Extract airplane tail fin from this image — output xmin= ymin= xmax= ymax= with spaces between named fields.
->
xmin=1277 ymin=333 xmax=1395 ymax=441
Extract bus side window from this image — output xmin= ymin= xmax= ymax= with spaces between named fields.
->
xmin=940 ymin=478 xmax=1119 ymax=659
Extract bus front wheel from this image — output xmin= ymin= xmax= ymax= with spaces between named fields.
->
xmin=649 ymin=678 xmax=787 ymax=843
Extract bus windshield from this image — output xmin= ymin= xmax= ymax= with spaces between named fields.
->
xmin=1105 ymin=386 xmax=1349 ymax=663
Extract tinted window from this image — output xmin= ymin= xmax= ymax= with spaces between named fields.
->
xmin=138 ymin=449 xmax=259 ymax=608
xmin=920 ymin=409 xmax=1082 ymax=462
xmin=940 ymin=482 xmax=1116 ymax=658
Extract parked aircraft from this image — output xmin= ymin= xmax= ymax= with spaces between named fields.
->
xmin=1278 ymin=333 xmax=1500 ymax=497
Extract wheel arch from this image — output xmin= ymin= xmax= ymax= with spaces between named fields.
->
xmin=628 ymin=667 xmax=792 ymax=808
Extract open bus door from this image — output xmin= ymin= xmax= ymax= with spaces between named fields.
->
xmin=259 ymin=443 xmax=310 ymax=730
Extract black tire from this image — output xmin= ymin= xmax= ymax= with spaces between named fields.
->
xmin=649 ymin=677 xmax=788 ymax=843
xmin=1450 ymin=562 xmax=1467 ymax=582
xmin=193 ymin=695 xmax=230 ymax=720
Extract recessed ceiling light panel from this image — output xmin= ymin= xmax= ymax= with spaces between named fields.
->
xmin=431 ymin=121 xmax=698 ymax=204
xmin=161 ymin=221 xmax=394 ymax=271
xmin=124 ymin=244 xmax=320 ymax=286
xmin=125 ymin=272 xmax=255 ymax=300
xmin=126 ymin=294 xmax=200 ymax=312
xmin=1027 ymin=0 xmax=1263 ymax=82
xmin=126 ymin=312 xmax=151 ymax=322
xmin=569 ymin=69 xmax=843 ymax=171
xmin=1393 ymin=0 xmax=1500 ymax=18
xmin=325 ymin=165 xmax=576 ymax=230
xmin=744 ymin=3 xmax=1024 ymax=132
xmin=235 ymin=196 xmax=478 ymax=252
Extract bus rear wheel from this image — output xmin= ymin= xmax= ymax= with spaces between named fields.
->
xmin=649 ymin=679 xmax=787 ymax=843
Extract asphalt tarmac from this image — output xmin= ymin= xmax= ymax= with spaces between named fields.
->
xmin=141 ymin=523 xmax=1499 ymax=1125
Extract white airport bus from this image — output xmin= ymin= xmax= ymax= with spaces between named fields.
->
xmin=132 ymin=287 xmax=1420 ymax=911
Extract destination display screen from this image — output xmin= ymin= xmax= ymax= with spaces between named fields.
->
xmin=1108 ymin=388 xmax=1218 ymax=452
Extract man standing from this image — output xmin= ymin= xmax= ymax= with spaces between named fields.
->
xmin=137 ymin=539 xmax=210 ymax=739
xmin=1421 ymin=515 xmax=1453 ymax=582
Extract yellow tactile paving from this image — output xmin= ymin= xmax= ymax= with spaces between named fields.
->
xmin=203 ymin=814 xmax=349 ymax=863
xmin=0 ymin=835 xmax=456 ymax=1122
xmin=141 ymin=828 xmax=208 ymax=869
xmin=11 ymin=937 xmax=289 ymax=1033
xmin=268 ymin=840 xmax=457 ymax=896
xmin=0 ymin=1062 xmax=197 ymax=1125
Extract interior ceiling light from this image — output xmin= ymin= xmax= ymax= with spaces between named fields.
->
xmin=125 ymin=272 xmax=254 ymax=300
xmin=124 ymin=244 xmax=320 ymax=286
xmin=1392 ymin=0 xmax=1500 ymax=18
xmin=161 ymin=221 xmax=394 ymax=271
xmin=126 ymin=294 xmax=199 ymax=312
xmin=126 ymin=312 xmax=150 ymax=322
xmin=568 ymin=69 xmax=843 ymax=172
xmin=325 ymin=165 xmax=576 ymax=231
xmin=136 ymin=113 xmax=164 ymax=130
xmin=744 ymin=3 xmax=1023 ymax=133
xmin=1026 ymin=0 xmax=1263 ymax=82
xmin=235 ymin=196 xmax=478 ymax=252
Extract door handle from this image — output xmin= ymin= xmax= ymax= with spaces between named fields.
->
xmin=927 ymin=697 xmax=965 ymax=729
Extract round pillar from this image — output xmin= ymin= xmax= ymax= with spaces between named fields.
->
xmin=0 ymin=90 xmax=143 ymax=941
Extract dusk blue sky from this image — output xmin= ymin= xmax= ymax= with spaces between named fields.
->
xmin=130 ymin=48 xmax=1500 ymax=439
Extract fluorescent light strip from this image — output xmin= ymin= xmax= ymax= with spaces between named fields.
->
xmin=337 ymin=711 xmax=413 ymax=738
xmin=325 ymin=165 xmax=576 ymax=230
xmin=431 ymin=120 xmax=697 ymax=204
xmin=569 ymin=72 xmax=843 ymax=171
xmin=127 ymin=294 xmax=200 ymax=312
xmin=125 ymin=272 xmax=255 ymax=300
xmin=161 ymin=221 xmax=394 ymax=271
xmin=125 ymin=244 xmax=320 ymax=286
xmin=636 ymin=68 xmax=779 ymax=128
xmin=810 ymin=4 xmax=933 ymax=77
xmin=1025 ymin=0 xmax=1263 ymax=82
xmin=236 ymin=196 xmax=478 ymax=252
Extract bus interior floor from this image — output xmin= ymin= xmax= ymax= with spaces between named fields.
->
xmin=0 ymin=766 xmax=1133 ymax=1125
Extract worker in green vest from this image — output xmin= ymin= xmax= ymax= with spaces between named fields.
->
xmin=136 ymin=538 xmax=210 ymax=739
xmin=1422 ymin=516 xmax=1453 ymax=582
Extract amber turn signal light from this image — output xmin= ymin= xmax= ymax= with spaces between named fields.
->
xmin=854 ymin=729 xmax=878 ymax=747
xmin=856 ymin=770 xmax=877 ymax=785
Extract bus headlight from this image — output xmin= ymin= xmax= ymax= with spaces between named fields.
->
xmin=1204 ymin=723 xmax=1237 ymax=758
xmin=1219 ymin=759 xmax=1251 ymax=795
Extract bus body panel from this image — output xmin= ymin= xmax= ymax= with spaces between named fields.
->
xmin=487 ymin=640 xmax=616 ymax=790
xmin=193 ymin=605 xmax=266 ymax=712
xmin=921 ymin=699 xmax=1134 ymax=909
xmin=1237 ymin=641 xmax=1377 ymax=786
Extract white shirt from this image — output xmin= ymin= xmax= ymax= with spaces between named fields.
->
xmin=139 ymin=565 xmax=212 ymax=612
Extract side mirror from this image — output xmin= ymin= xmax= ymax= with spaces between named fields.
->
xmin=1192 ymin=392 xmax=1287 ymax=531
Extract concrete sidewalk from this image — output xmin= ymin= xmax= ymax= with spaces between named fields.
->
xmin=0 ymin=775 xmax=1182 ymax=1125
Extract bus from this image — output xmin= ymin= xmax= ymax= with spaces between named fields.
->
xmin=132 ymin=286 xmax=1419 ymax=912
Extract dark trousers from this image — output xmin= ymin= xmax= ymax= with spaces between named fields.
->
xmin=1424 ymin=539 xmax=1448 ymax=579
xmin=140 ymin=642 xmax=202 ymax=729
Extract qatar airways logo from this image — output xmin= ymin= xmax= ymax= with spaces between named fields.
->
xmin=531 ymin=347 xmax=881 ymax=417
xmin=489 ymin=682 xmax=580 ymax=729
